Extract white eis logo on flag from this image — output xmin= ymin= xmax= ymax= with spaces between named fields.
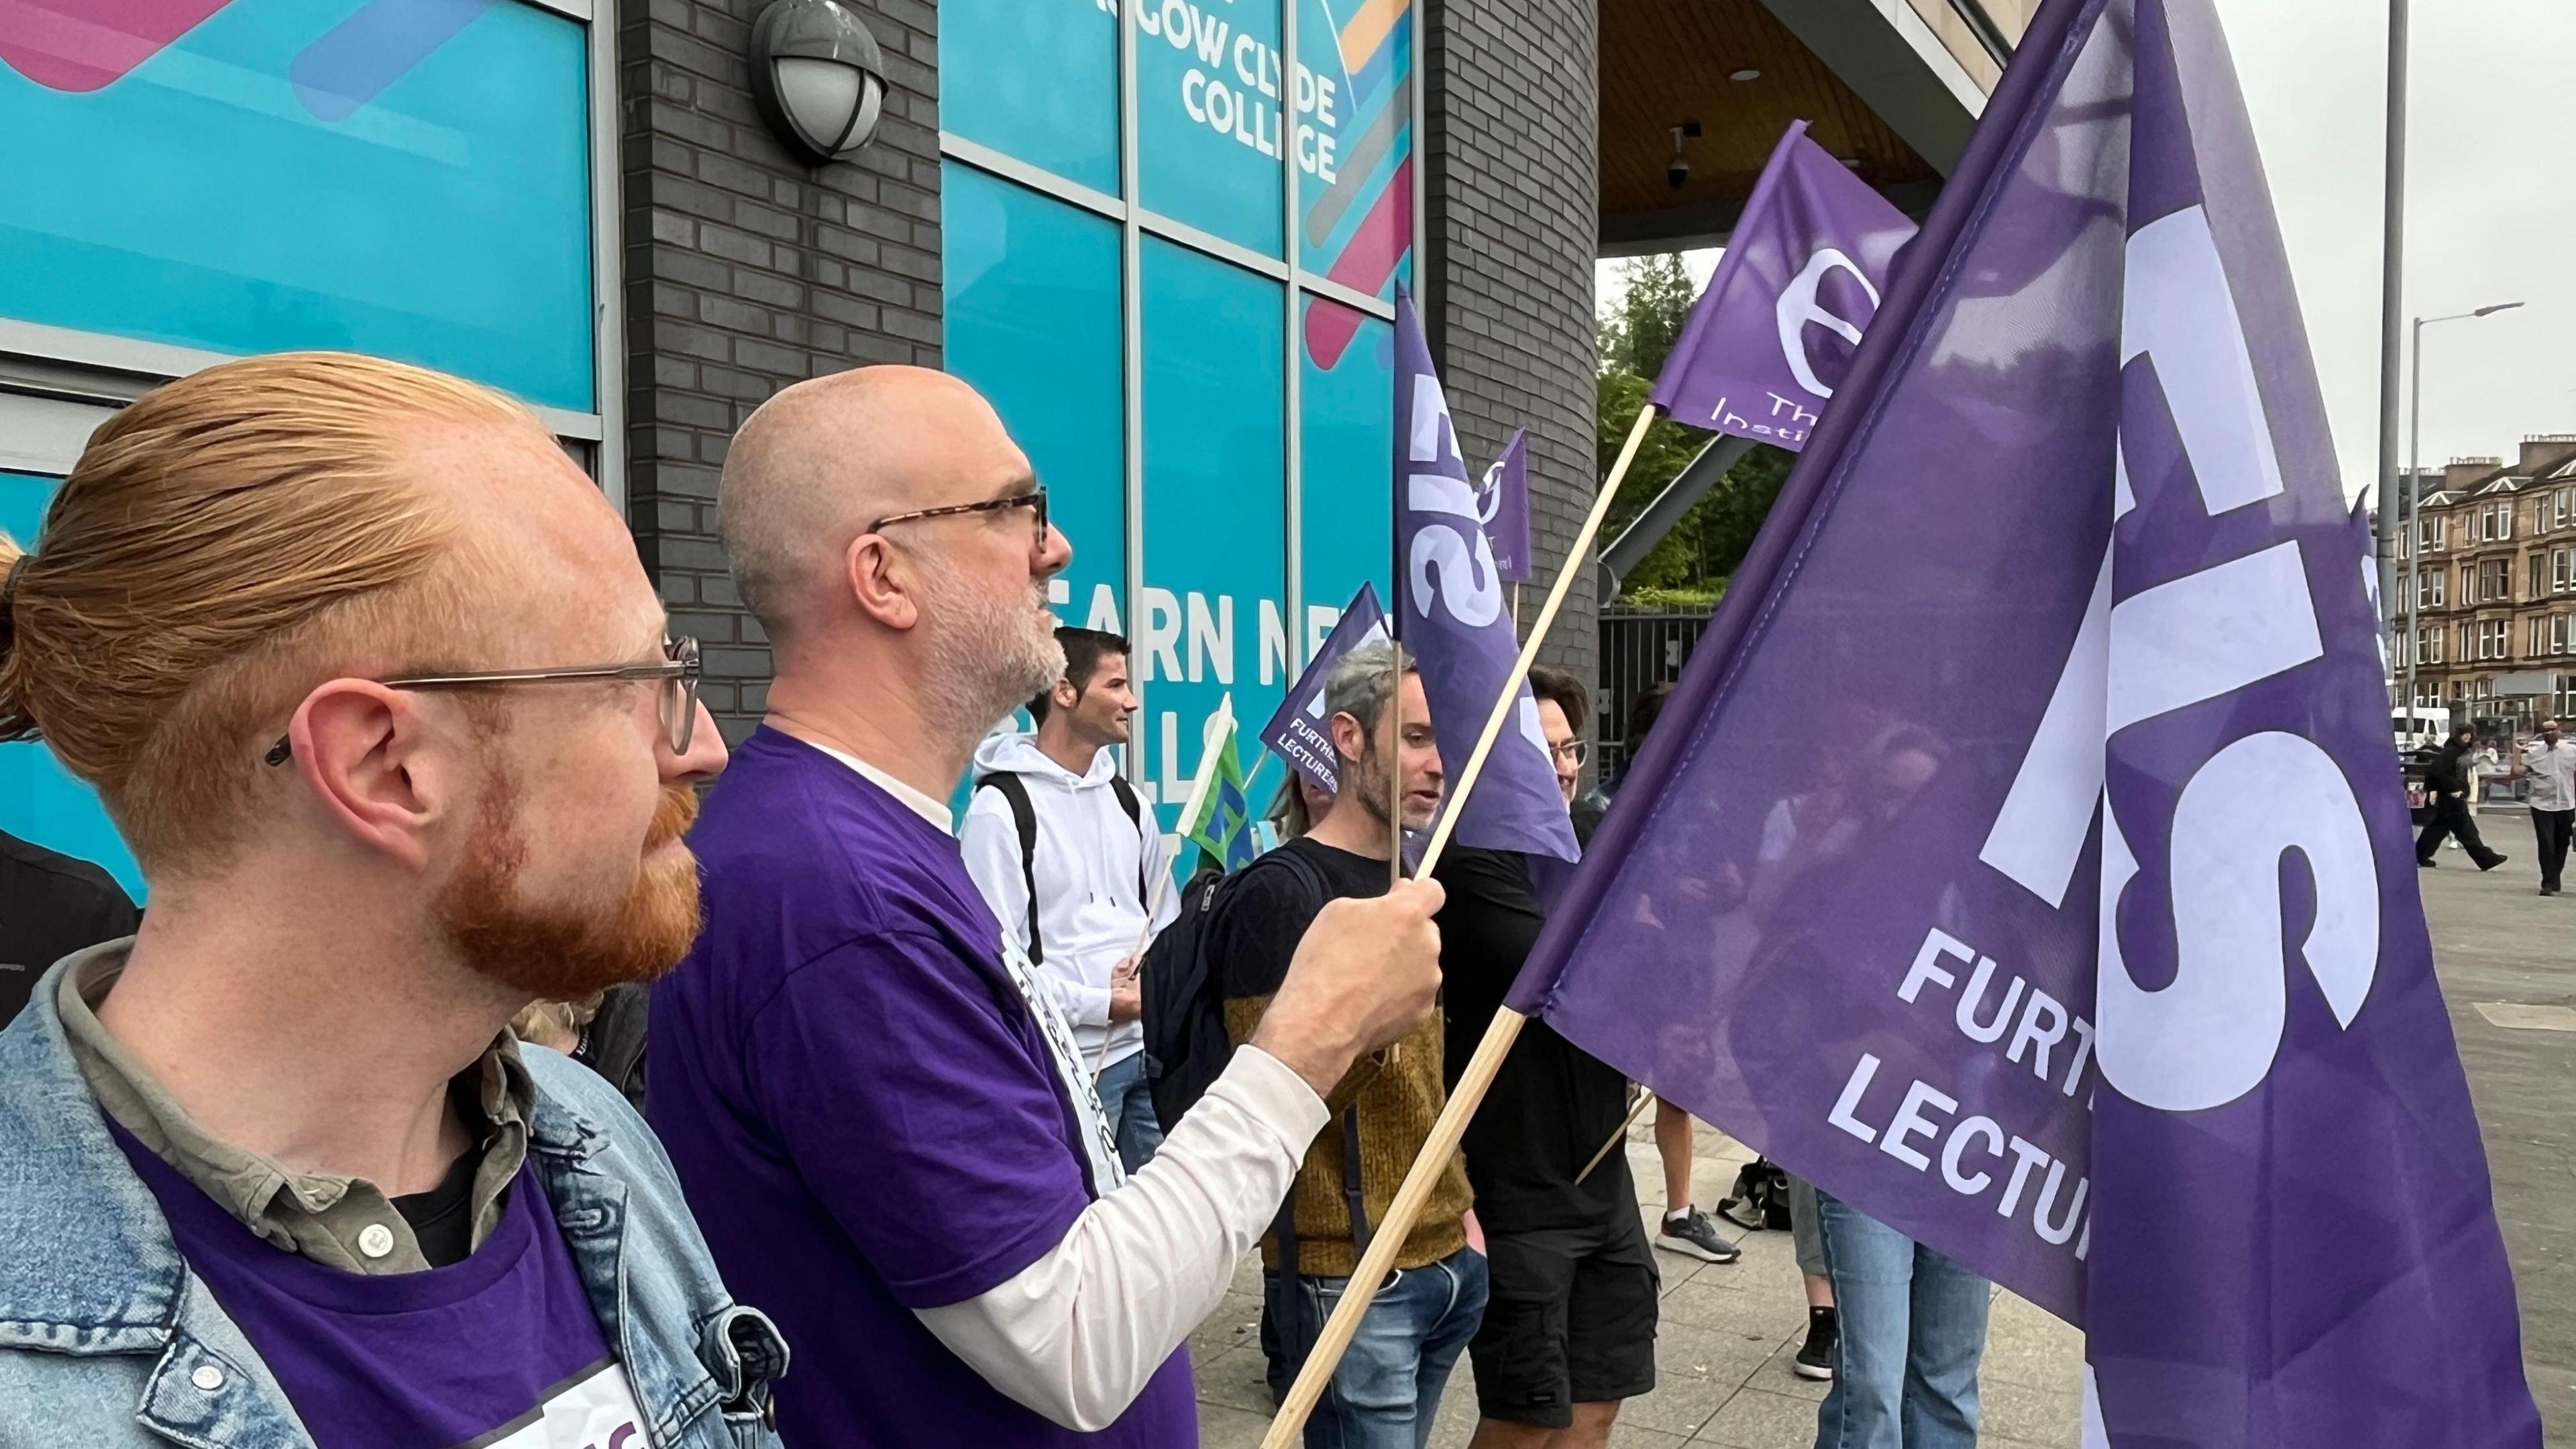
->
xmin=1980 ymin=204 xmax=2378 ymax=1114
xmin=1776 ymin=247 xmax=1882 ymax=400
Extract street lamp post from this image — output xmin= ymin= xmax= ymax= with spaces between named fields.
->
xmin=2404 ymin=301 xmax=2525 ymax=712
xmin=2374 ymin=0 xmax=2406 ymax=692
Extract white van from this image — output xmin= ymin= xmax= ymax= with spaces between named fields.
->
xmin=2392 ymin=706 xmax=2450 ymax=755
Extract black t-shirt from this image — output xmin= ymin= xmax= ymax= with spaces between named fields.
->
xmin=1207 ymin=837 xmax=1390 ymax=1001
xmin=1435 ymin=846 xmax=1635 ymax=1233
xmin=392 ymin=1142 xmax=482 ymax=1268
xmin=0 ymin=829 xmax=141 ymax=1027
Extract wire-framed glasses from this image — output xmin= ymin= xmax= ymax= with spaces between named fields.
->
xmin=262 ymin=637 xmax=703 ymax=765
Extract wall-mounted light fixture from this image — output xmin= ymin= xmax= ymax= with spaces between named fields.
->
xmin=749 ymin=0 xmax=887 ymax=166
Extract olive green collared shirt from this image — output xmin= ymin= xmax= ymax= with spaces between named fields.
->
xmin=58 ymin=945 xmax=535 ymax=1275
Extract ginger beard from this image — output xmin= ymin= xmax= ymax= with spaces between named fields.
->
xmin=437 ymin=769 xmax=704 ymax=1002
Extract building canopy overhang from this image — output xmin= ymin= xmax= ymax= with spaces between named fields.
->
xmin=1599 ymin=0 xmax=2026 ymax=256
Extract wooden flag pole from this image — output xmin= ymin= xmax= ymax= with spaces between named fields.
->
xmin=1388 ymin=630 xmax=1406 ymax=890
xmin=1096 ymin=696 xmax=1232 ymax=1079
xmin=1261 ymin=404 xmax=1660 ymax=1449
xmin=1574 ymin=1087 xmax=1658 ymax=1186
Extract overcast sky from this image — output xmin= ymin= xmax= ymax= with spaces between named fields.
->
xmin=1597 ymin=1 xmax=2575 ymax=502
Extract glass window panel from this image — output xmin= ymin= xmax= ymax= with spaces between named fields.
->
xmin=0 ymin=0 xmax=594 ymax=411
xmin=1139 ymin=237 xmax=1284 ymax=829
xmin=0 ymin=471 xmax=142 ymax=899
xmin=943 ymin=164 xmax=1127 ymax=682
xmin=941 ymin=0 xmax=1118 ymax=194
xmin=1136 ymin=0 xmax=1285 ymax=257
xmin=1297 ymin=294 xmax=1391 ymax=654
xmin=1293 ymin=0 xmax=1412 ymax=302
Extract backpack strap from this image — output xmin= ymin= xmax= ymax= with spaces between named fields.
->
xmin=1340 ymin=1109 xmax=1372 ymax=1258
xmin=1108 ymin=774 xmax=1149 ymax=908
xmin=975 ymin=772 xmax=1044 ymax=968
xmin=1270 ymin=1104 xmax=1366 ymax=1366
xmin=1249 ymin=847 xmax=1371 ymax=1281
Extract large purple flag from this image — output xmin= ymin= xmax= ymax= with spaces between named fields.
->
xmin=1393 ymin=284 xmax=1578 ymax=862
xmin=1477 ymin=428 xmax=1533 ymax=583
xmin=1258 ymin=582 xmax=1389 ymax=797
xmin=1513 ymin=1 xmax=2538 ymax=1443
xmin=1650 ymin=121 xmax=1917 ymax=450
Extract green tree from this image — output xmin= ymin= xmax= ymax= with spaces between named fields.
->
xmin=1597 ymin=254 xmax=1700 ymax=380
xmin=1594 ymin=253 xmax=1795 ymax=606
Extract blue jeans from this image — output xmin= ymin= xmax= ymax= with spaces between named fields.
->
xmin=1813 ymin=1193 xmax=1989 ymax=1449
xmin=1263 ymin=1246 xmax=1489 ymax=1449
xmin=1095 ymin=1049 xmax=1164 ymax=1173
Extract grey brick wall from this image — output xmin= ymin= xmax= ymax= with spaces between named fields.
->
xmin=1422 ymin=0 xmax=1602 ymax=699
xmin=619 ymin=0 xmax=941 ymax=742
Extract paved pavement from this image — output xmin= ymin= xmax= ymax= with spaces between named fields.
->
xmin=1195 ymin=810 xmax=2570 ymax=1446
xmin=2420 ymin=807 xmax=2573 ymax=1440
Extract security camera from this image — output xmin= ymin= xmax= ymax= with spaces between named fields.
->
xmin=1666 ymin=120 xmax=1700 ymax=190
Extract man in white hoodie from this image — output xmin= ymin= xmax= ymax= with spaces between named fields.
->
xmin=963 ymin=626 xmax=1179 ymax=1169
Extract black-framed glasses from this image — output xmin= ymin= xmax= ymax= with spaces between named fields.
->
xmin=870 ymin=486 xmax=1049 ymax=549
xmin=1548 ymin=738 xmax=1591 ymax=767
xmin=262 ymin=637 xmax=702 ymax=765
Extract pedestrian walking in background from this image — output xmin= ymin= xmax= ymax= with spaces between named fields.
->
xmin=649 ymin=366 xmax=1448 ymax=1448
xmin=2520 ymin=718 xmax=2576 ymax=895
xmin=963 ymin=626 xmax=1178 ymax=1171
xmin=2416 ymin=727 xmax=2508 ymax=871
xmin=0 ymin=354 xmax=784 ymax=1447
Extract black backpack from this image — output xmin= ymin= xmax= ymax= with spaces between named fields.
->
xmin=975 ymin=769 xmax=1147 ymax=967
xmin=1137 ymin=846 xmax=1329 ymax=1132
xmin=1136 ymin=845 xmax=1368 ymax=1342
xmin=1718 ymin=1156 xmax=1794 ymax=1232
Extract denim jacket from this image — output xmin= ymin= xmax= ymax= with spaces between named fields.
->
xmin=0 ymin=957 xmax=790 ymax=1449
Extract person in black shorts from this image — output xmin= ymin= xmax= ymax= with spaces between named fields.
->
xmin=1440 ymin=666 xmax=1656 ymax=1447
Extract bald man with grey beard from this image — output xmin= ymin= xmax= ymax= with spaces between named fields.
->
xmin=647 ymin=366 xmax=1452 ymax=1448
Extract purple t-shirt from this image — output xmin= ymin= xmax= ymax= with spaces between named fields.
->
xmin=648 ymin=728 xmax=1196 ymax=1448
xmin=111 ymin=1124 xmax=646 ymax=1449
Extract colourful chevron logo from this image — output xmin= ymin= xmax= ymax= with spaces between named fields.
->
xmin=2 ymin=0 xmax=490 ymax=119
xmin=1301 ymin=0 xmax=1413 ymax=368
xmin=0 ymin=0 xmax=237 ymax=92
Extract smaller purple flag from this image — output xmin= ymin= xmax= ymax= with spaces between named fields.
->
xmin=1650 ymin=120 xmax=1917 ymax=451
xmin=1477 ymin=429 xmax=1533 ymax=583
xmin=1393 ymin=284 xmax=1578 ymax=863
xmin=1258 ymin=583 xmax=1389 ymax=797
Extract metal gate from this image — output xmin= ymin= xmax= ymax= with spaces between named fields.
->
xmin=1596 ymin=606 xmax=1715 ymax=784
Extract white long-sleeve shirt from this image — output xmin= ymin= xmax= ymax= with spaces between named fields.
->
xmin=918 ymin=1048 xmax=1326 ymax=1430
xmin=960 ymin=732 xmax=1179 ymax=1065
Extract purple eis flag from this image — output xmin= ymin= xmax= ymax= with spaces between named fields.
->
xmin=1510 ymin=0 xmax=2538 ymax=1443
xmin=1258 ymin=582 xmax=1389 ymax=798
xmin=1393 ymin=284 xmax=1578 ymax=863
xmin=1650 ymin=121 xmax=1917 ymax=451
xmin=1477 ymin=429 xmax=1533 ymax=583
